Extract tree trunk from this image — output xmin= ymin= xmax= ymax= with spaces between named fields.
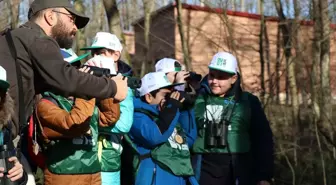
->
xmin=264 ymin=25 xmax=272 ymax=102
xmin=259 ymin=0 xmax=265 ymax=102
xmin=9 ymin=0 xmax=20 ymax=28
xmin=320 ymin=0 xmax=333 ymax=147
xmin=231 ymin=0 xmax=235 ymax=11
xmin=0 ymin=1 xmax=10 ymax=31
xmin=74 ymin=0 xmax=86 ymax=55
xmin=290 ymin=0 xmax=300 ymax=167
xmin=275 ymin=0 xmax=300 ymax=171
xmin=176 ymin=0 xmax=192 ymax=70
xmin=240 ymin=0 xmax=245 ymax=12
xmin=103 ymin=0 xmax=131 ymax=65
xmin=257 ymin=0 xmax=261 ymax=14
xmin=212 ymin=3 xmax=244 ymax=86
xmin=275 ymin=24 xmax=281 ymax=104
xmin=311 ymin=0 xmax=322 ymax=125
xmin=312 ymin=0 xmax=326 ymax=183
xmin=140 ymin=0 xmax=155 ymax=77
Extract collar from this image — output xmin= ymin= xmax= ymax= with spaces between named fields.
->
xmin=21 ymin=21 xmax=48 ymax=36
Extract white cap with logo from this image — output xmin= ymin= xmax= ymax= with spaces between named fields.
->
xmin=208 ymin=52 xmax=238 ymax=74
xmin=138 ymin=72 xmax=178 ymax=96
xmin=155 ymin=58 xmax=182 ymax=73
xmin=81 ymin=32 xmax=123 ymax=52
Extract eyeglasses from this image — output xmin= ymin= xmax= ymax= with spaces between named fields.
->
xmin=52 ymin=10 xmax=76 ymax=23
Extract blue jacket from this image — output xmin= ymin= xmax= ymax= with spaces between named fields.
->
xmin=129 ymin=98 xmax=198 ymax=185
xmin=101 ymin=88 xmax=134 ymax=185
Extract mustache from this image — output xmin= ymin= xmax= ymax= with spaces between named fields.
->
xmin=71 ymin=30 xmax=77 ymax=36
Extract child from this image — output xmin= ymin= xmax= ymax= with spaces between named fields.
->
xmin=82 ymin=32 xmax=133 ymax=76
xmin=0 ymin=65 xmax=27 ymax=184
xmin=192 ymin=52 xmax=273 ymax=185
xmin=129 ymin=72 xmax=198 ymax=185
xmin=35 ymin=49 xmax=120 ymax=185
xmin=82 ymin=33 xmax=134 ymax=185
xmin=94 ymin=65 xmax=134 ymax=185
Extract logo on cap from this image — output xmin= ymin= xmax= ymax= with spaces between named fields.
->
xmin=217 ymin=58 xmax=226 ymax=67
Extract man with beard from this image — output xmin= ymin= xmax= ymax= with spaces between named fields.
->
xmin=0 ymin=0 xmax=128 ymax=145
xmin=0 ymin=65 xmax=27 ymax=185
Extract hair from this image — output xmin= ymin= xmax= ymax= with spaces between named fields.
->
xmin=140 ymin=89 xmax=160 ymax=103
xmin=28 ymin=9 xmax=46 ymax=21
xmin=91 ymin=48 xmax=118 ymax=57
xmin=29 ymin=8 xmax=62 ymax=22
xmin=0 ymin=92 xmax=14 ymax=129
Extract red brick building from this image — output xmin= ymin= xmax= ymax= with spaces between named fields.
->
xmin=127 ymin=3 xmax=336 ymax=102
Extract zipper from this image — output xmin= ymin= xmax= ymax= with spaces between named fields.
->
xmin=150 ymin=165 xmax=157 ymax=185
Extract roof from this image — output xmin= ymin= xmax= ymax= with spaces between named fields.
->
xmin=132 ymin=3 xmax=336 ymax=29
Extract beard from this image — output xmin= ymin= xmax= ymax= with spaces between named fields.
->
xmin=51 ymin=19 xmax=76 ymax=49
xmin=0 ymin=94 xmax=14 ymax=130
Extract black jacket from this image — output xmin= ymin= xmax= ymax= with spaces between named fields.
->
xmin=0 ymin=21 xmax=118 ymax=136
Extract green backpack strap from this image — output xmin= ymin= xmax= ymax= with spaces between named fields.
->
xmin=123 ymin=134 xmax=151 ymax=179
xmin=127 ymin=108 xmax=160 ymax=170
xmin=123 ymin=134 xmax=138 ymax=154
xmin=42 ymin=92 xmax=70 ymax=111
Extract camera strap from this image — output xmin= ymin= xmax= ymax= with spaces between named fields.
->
xmin=5 ymin=29 xmax=26 ymax=157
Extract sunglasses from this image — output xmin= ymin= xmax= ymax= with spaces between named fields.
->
xmin=52 ymin=10 xmax=76 ymax=23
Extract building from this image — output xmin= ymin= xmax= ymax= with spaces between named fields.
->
xmin=127 ymin=3 xmax=336 ymax=102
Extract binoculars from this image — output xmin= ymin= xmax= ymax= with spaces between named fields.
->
xmin=206 ymin=121 xmax=228 ymax=148
xmin=83 ymin=65 xmax=142 ymax=89
xmin=0 ymin=145 xmax=17 ymax=185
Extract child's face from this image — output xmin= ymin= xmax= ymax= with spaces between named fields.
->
xmin=208 ymin=69 xmax=237 ymax=97
xmin=146 ymin=88 xmax=171 ymax=105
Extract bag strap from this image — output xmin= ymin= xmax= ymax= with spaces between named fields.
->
xmin=5 ymin=29 xmax=25 ymax=156
xmin=41 ymin=96 xmax=59 ymax=107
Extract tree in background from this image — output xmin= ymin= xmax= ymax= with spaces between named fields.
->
xmin=176 ymin=0 xmax=192 ymax=70
xmin=10 ymin=0 xmax=20 ymax=28
xmin=103 ymin=0 xmax=131 ymax=64
xmin=74 ymin=0 xmax=86 ymax=55
xmin=140 ymin=0 xmax=155 ymax=76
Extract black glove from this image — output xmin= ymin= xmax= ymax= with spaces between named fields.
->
xmin=174 ymin=86 xmax=197 ymax=110
xmin=156 ymin=96 xmax=183 ymax=133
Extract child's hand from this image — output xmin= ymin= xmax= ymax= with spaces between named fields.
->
xmin=5 ymin=157 xmax=23 ymax=182
xmin=170 ymin=91 xmax=185 ymax=103
xmin=158 ymin=99 xmax=166 ymax=111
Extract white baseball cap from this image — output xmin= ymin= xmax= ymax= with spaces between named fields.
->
xmin=0 ymin=66 xmax=10 ymax=91
xmin=155 ymin=58 xmax=182 ymax=73
xmin=208 ymin=52 xmax=238 ymax=74
xmin=138 ymin=72 xmax=182 ymax=96
xmin=81 ymin=32 xmax=123 ymax=52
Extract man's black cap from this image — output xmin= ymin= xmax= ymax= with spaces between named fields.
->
xmin=28 ymin=0 xmax=89 ymax=29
